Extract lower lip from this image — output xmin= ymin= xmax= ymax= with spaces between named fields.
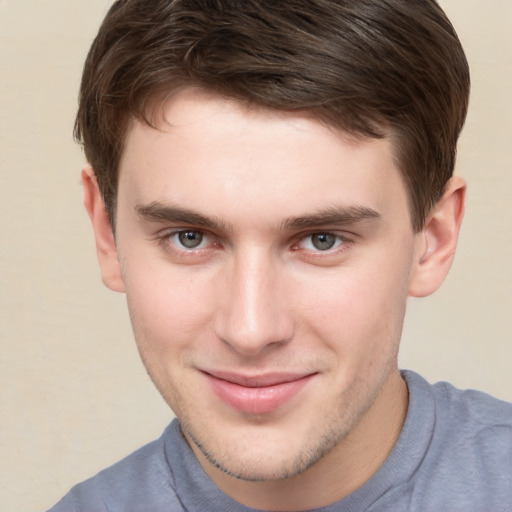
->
xmin=205 ymin=374 xmax=314 ymax=415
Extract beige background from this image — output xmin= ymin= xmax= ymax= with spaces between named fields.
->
xmin=0 ymin=1 xmax=510 ymax=510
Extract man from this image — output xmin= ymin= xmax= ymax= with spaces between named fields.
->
xmin=48 ymin=0 xmax=511 ymax=510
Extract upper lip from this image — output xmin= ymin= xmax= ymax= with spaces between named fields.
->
xmin=202 ymin=370 xmax=316 ymax=388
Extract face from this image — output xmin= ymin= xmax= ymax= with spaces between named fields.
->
xmin=111 ymin=89 xmax=423 ymax=482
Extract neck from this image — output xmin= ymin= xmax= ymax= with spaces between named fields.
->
xmin=201 ymin=369 xmax=409 ymax=511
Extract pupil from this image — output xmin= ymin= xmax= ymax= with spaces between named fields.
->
xmin=179 ymin=231 xmax=203 ymax=248
xmin=312 ymin=233 xmax=336 ymax=250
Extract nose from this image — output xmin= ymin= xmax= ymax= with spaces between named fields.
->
xmin=214 ymin=249 xmax=295 ymax=357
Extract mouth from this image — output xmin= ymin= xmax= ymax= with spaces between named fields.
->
xmin=202 ymin=370 xmax=317 ymax=415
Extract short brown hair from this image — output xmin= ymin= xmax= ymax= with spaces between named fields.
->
xmin=75 ymin=0 xmax=470 ymax=231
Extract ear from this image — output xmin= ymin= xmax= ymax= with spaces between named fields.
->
xmin=409 ymin=176 xmax=466 ymax=298
xmin=82 ymin=165 xmax=125 ymax=292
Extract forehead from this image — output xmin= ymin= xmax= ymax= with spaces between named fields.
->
xmin=117 ymin=89 xmax=410 ymax=227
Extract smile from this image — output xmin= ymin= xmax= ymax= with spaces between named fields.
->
xmin=202 ymin=371 xmax=316 ymax=415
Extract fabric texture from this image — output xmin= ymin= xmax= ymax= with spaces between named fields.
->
xmin=47 ymin=371 xmax=512 ymax=512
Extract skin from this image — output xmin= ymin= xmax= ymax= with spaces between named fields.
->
xmin=84 ymin=88 xmax=465 ymax=510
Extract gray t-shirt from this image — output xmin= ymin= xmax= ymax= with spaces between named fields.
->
xmin=47 ymin=371 xmax=512 ymax=511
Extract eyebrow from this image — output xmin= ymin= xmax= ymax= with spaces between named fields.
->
xmin=282 ymin=206 xmax=381 ymax=230
xmin=135 ymin=202 xmax=229 ymax=231
xmin=135 ymin=201 xmax=380 ymax=232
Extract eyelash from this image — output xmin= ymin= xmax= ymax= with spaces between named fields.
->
xmin=154 ymin=229 xmax=353 ymax=258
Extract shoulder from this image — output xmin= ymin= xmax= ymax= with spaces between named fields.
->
xmin=429 ymin=376 xmax=512 ymax=450
xmin=432 ymin=378 xmax=512 ymax=478
xmin=404 ymin=369 xmax=511 ymax=430
xmin=403 ymin=371 xmax=512 ymax=511
xmin=46 ymin=421 xmax=184 ymax=512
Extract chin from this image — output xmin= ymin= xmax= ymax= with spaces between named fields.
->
xmin=181 ymin=411 xmax=348 ymax=482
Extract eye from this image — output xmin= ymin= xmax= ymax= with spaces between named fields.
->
xmin=173 ymin=230 xmax=207 ymax=249
xmin=299 ymin=232 xmax=345 ymax=252
xmin=154 ymin=228 xmax=220 ymax=261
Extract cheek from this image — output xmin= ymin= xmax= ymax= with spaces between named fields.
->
xmin=122 ymin=263 xmax=217 ymax=359
xmin=298 ymin=256 xmax=411 ymax=360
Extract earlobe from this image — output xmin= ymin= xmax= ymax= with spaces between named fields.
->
xmin=82 ymin=165 xmax=125 ymax=293
xmin=409 ymin=176 xmax=466 ymax=298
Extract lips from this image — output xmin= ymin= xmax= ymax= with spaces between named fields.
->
xmin=203 ymin=370 xmax=315 ymax=415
